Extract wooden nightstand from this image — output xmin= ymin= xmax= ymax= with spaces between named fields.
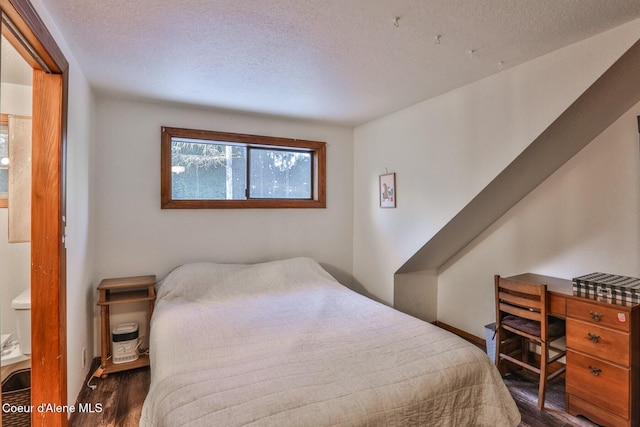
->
xmin=94 ymin=275 xmax=156 ymax=378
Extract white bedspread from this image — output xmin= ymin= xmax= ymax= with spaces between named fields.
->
xmin=139 ymin=258 xmax=520 ymax=426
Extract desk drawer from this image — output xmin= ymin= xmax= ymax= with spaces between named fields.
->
xmin=566 ymin=318 xmax=630 ymax=366
xmin=567 ymin=394 xmax=630 ymax=427
xmin=566 ymin=350 xmax=629 ymax=419
xmin=567 ymin=299 xmax=630 ymax=332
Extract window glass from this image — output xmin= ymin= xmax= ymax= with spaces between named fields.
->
xmin=171 ymin=139 xmax=246 ymax=200
xmin=249 ymin=148 xmax=311 ymax=199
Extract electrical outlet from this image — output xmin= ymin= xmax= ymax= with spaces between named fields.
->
xmin=82 ymin=347 xmax=87 ymax=368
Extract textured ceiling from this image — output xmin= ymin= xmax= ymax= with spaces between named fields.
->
xmin=38 ymin=0 xmax=640 ymax=126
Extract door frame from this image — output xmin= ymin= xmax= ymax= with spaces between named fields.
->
xmin=0 ymin=1 xmax=68 ymax=426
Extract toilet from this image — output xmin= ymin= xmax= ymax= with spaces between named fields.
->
xmin=12 ymin=288 xmax=31 ymax=355
xmin=1 ymin=288 xmax=31 ymax=366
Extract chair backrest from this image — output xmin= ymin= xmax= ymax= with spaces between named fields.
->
xmin=495 ymin=275 xmax=549 ymax=340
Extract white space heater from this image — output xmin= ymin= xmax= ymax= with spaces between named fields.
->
xmin=111 ymin=322 xmax=139 ymax=364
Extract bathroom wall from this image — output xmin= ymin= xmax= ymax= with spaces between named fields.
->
xmin=0 ymin=81 xmax=32 ymax=340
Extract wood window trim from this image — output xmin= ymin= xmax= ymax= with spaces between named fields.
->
xmin=161 ymin=126 xmax=327 ymax=209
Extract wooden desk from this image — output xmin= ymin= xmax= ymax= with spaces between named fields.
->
xmin=504 ymin=273 xmax=639 ymax=427
xmin=505 ymin=273 xmax=573 ymax=317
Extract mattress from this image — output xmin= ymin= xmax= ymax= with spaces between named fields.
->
xmin=139 ymin=257 xmax=520 ymax=426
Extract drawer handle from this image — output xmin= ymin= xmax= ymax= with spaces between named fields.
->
xmin=588 ymin=365 xmax=602 ymax=377
xmin=589 ymin=311 xmax=603 ymax=322
xmin=587 ymin=333 xmax=601 ymax=343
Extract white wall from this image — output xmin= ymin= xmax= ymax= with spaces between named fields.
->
xmin=440 ymin=100 xmax=640 ymax=337
xmin=0 ymin=82 xmax=31 ymax=340
xmin=0 ymin=83 xmax=31 ymax=116
xmin=93 ymin=96 xmax=354 ymax=286
xmin=353 ymin=20 xmax=640 ymax=305
xmin=62 ymin=69 xmax=96 ymax=406
xmin=33 ymin=0 xmax=97 ymax=409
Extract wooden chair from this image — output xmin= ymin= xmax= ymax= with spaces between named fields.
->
xmin=494 ymin=275 xmax=566 ymax=410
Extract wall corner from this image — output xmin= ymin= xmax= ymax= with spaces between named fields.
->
xmin=393 ymin=270 xmax=438 ymax=322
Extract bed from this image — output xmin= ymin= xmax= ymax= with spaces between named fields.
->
xmin=139 ymin=257 xmax=520 ymax=426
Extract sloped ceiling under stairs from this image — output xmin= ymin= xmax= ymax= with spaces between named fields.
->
xmin=397 ymin=37 xmax=640 ymax=275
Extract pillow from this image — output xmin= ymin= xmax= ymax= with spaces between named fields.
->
xmin=156 ymin=257 xmax=339 ymax=302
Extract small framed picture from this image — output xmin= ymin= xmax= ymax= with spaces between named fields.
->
xmin=379 ymin=173 xmax=396 ymax=208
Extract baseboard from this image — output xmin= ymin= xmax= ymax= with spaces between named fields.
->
xmin=434 ymin=321 xmax=486 ymax=349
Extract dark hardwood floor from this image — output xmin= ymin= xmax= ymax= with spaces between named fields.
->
xmin=70 ymin=359 xmax=601 ymax=426
xmin=70 ymin=360 xmax=150 ymax=427
xmin=504 ymin=371 xmax=599 ymax=427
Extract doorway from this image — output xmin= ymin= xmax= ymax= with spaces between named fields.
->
xmin=0 ymin=28 xmax=32 ymax=371
xmin=0 ymin=1 xmax=68 ymax=426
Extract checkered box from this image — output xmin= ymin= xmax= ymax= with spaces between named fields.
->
xmin=573 ymin=272 xmax=640 ymax=306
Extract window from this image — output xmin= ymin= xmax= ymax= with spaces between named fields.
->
xmin=161 ymin=127 xmax=326 ymax=208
